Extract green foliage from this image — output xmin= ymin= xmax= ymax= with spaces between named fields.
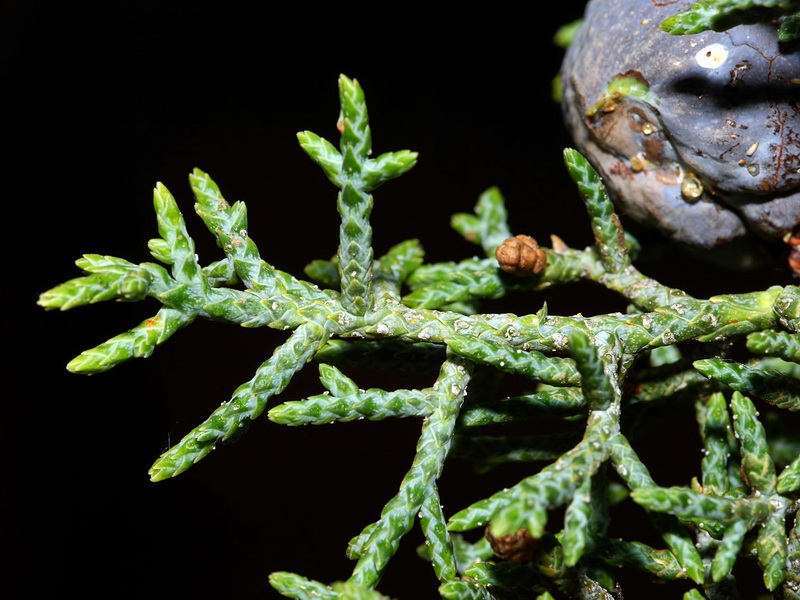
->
xmin=661 ymin=0 xmax=800 ymax=40
xmin=39 ymin=71 xmax=800 ymax=598
xmin=553 ymin=19 xmax=583 ymax=49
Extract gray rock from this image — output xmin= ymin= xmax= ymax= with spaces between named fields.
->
xmin=561 ymin=0 xmax=800 ymax=268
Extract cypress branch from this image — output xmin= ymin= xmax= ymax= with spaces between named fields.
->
xmin=38 ymin=71 xmax=800 ymax=598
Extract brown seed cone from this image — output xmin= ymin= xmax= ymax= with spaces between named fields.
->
xmin=485 ymin=526 xmax=538 ymax=563
xmin=788 ymin=223 xmax=800 ymax=277
xmin=496 ymin=235 xmax=547 ymax=276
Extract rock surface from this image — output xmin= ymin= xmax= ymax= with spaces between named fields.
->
xmin=561 ymin=0 xmax=800 ymax=267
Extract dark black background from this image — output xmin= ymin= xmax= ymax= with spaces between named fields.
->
xmin=4 ymin=1 xmax=793 ymax=598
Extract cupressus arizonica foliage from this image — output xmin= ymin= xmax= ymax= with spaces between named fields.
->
xmin=38 ymin=3 xmax=800 ymax=599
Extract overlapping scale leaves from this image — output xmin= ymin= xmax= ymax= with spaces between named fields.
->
xmin=661 ymin=0 xmax=800 ymax=41
xmin=39 ymin=71 xmax=800 ymax=599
